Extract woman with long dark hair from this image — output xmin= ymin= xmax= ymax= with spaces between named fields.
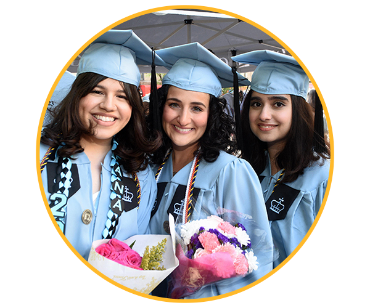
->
xmin=233 ymin=50 xmax=330 ymax=268
xmin=39 ymin=30 xmax=163 ymax=260
xmin=148 ymin=43 xmax=274 ymax=299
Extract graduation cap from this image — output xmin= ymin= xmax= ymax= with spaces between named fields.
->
xmin=156 ymin=42 xmax=250 ymax=97
xmin=77 ymin=29 xmax=167 ymax=87
xmin=232 ymin=50 xmax=309 ymax=99
xmin=156 ymin=42 xmax=250 ymax=150
xmin=233 ymin=50 xmax=327 ymax=154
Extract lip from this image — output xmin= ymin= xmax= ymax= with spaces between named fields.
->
xmin=172 ymin=124 xmax=194 ymax=134
xmin=92 ymin=113 xmax=117 ymax=126
xmin=258 ymin=124 xmax=277 ymax=131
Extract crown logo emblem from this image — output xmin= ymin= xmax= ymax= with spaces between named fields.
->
xmin=270 ymin=198 xmax=284 ymax=214
xmin=173 ymin=199 xmax=185 ymax=215
xmin=122 ymin=186 xmax=134 ymax=203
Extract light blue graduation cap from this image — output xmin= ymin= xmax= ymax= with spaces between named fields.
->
xmin=156 ymin=42 xmax=250 ymax=97
xmin=77 ymin=30 xmax=167 ymax=87
xmin=232 ymin=50 xmax=309 ymax=99
xmin=156 ymin=42 xmax=250 ymax=151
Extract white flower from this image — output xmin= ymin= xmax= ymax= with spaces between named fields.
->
xmin=245 ymin=250 xmax=258 ymax=273
xmin=235 ymin=227 xmax=251 ymax=247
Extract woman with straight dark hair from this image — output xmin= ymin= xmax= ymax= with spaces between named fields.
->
xmin=233 ymin=50 xmax=330 ymax=268
xmin=39 ymin=30 xmax=163 ymax=260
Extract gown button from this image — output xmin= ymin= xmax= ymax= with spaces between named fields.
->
xmin=81 ymin=209 xmax=93 ymax=225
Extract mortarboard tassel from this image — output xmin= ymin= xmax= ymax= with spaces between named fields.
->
xmin=150 ymin=48 xmax=161 ymax=134
xmin=232 ymin=66 xmax=243 ymax=152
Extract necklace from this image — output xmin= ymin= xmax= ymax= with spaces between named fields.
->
xmin=155 ymin=148 xmax=201 ymax=223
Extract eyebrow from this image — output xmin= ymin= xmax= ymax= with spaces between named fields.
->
xmin=166 ymin=97 xmax=207 ymax=108
xmin=251 ymin=95 xmax=289 ymax=101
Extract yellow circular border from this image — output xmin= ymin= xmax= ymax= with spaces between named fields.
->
xmin=36 ymin=4 xmax=334 ymax=303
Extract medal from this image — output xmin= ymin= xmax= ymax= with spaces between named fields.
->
xmin=81 ymin=209 xmax=93 ymax=225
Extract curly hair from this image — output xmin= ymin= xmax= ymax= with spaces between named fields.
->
xmin=148 ymin=85 xmax=237 ymax=165
xmin=41 ymin=72 xmax=161 ymax=173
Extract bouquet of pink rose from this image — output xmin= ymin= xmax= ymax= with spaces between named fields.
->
xmin=95 ymin=238 xmax=167 ymax=271
xmin=168 ymin=215 xmax=258 ymax=299
xmin=88 ymin=223 xmax=179 ymax=294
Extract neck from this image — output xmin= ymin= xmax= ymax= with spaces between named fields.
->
xmin=172 ymin=143 xmax=199 ymax=173
xmin=80 ymin=135 xmax=112 ymax=166
xmin=267 ymin=141 xmax=285 ymax=176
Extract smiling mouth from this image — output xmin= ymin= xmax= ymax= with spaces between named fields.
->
xmin=173 ymin=125 xmax=193 ymax=133
xmin=258 ymin=124 xmax=277 ymax=131
xmin=93 ymin=115 xmax=116 ymax=122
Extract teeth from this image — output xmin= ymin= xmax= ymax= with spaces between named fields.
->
xmin=175 ymin=125 xmax=192 ymax=132
xmin=94 ymin=115 xmax=115 ymax=122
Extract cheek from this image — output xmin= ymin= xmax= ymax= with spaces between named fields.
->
xmin=280 ymin=110 xmax=293 ymax=128
xmin=196 ymin=114 xmax=208 ymax=130
xmin=162 ymin=107 xmax=175 ymax=127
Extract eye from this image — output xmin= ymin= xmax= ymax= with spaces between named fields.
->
xmin=168 ymin=102 xmax=180 ymax=108
xmin=117 ymin=94 xmax=128 ymax=100
xmin=274 ymin=101 xmax=286 ymax=107
xmin=91 ymin=89 xmax=103 ymax=95
xmin=191 ymin=106 xmax=203 ymax=112
xmin=250 ymin=101 xmax=261 ymax=107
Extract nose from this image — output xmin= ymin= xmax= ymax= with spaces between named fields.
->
xmin=100 ymin=94 xmax=116 ymax=111
xmin=259 ymin=106 xmax=272 ymax=121
xmin=177 ymin=109 xmax=191 ymax=126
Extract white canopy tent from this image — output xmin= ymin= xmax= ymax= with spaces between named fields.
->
xmin=68 ymin=9 xmax=288 ymax=74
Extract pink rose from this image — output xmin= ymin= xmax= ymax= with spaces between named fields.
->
xmin=198 ymin=231 xmax=220 ymax=252
xmin=116 ymin=250 xmax=143 ymax=270
xmin=108 ymin=238 xmax=130 ymax=252
xmin=96 ymin=239 xmax=143 ymax=270
xmin=96 ymin=244 xmax=113 ymax=258
xmin=217 ymin=221 xmax=236 ymax=235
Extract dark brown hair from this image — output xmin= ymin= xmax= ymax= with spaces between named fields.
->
xmin=240 ymin=90 xmax=330 ymax=183
xmin=41 ymin=72 xmax=161 ymax=173
xmin=147 ymin=84 xmax=237 ymax=165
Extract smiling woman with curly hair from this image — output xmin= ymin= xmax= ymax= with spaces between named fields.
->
xmin=147 ymin=42 xmax=274 ymax=300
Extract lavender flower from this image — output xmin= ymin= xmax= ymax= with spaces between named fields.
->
xmin=186 ymin=248 xmax=194 ymax=259
xmin=235 ymin=222 xmax=247 ymax=232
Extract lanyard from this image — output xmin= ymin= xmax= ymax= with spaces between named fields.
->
xmin=155 ymin=149 xmax=200 ymax=223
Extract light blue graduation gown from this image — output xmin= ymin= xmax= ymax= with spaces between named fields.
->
xmin=39 ymin=143 xmax=157 ymax=260
xmin=260 ymin=157 xmax=330 ymax=268
xmin=149 ymin=151 xmax=274 ymax=299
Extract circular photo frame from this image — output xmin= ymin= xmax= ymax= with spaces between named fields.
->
xmin=35 ymin=5 xmax=335 ymax=303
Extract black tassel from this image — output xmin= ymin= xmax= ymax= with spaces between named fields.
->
xmin=232 ymin=66 xmax=243 ymax=151
xmin=149 ymin=48 xmax=160 ymax=134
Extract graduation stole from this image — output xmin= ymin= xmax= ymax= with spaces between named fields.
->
xmin=40 ymin=140 xmax=141 ymax=237
xmin=102 ymin=140 xmax=141 ymax=239
xmin=260 ymin=169 xmax=300 ymax=221
xmin=153 ymin=149 xmax=200 ymax=223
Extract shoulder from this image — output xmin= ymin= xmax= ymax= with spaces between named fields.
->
xmin=198 ymin=151 xmax=258 ymax=188
xmin=135 ymin=164 xmax=156 ymax=185
xmin=287 ymin=158 xmax=330 ymax=192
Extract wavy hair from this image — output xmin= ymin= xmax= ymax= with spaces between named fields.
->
xmin=148 ymin=85 xmax=237 ymax=165
xmin=41 ymin=72 xmax=161 ymax=173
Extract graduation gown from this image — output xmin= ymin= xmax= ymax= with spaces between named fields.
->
xmin=149 ymin=150 xmax=273 ymax=299
xmin=259 ymin=156 xmax=330 ymax=268
xmin=39 ymin=143 xmax=157 ymax=260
